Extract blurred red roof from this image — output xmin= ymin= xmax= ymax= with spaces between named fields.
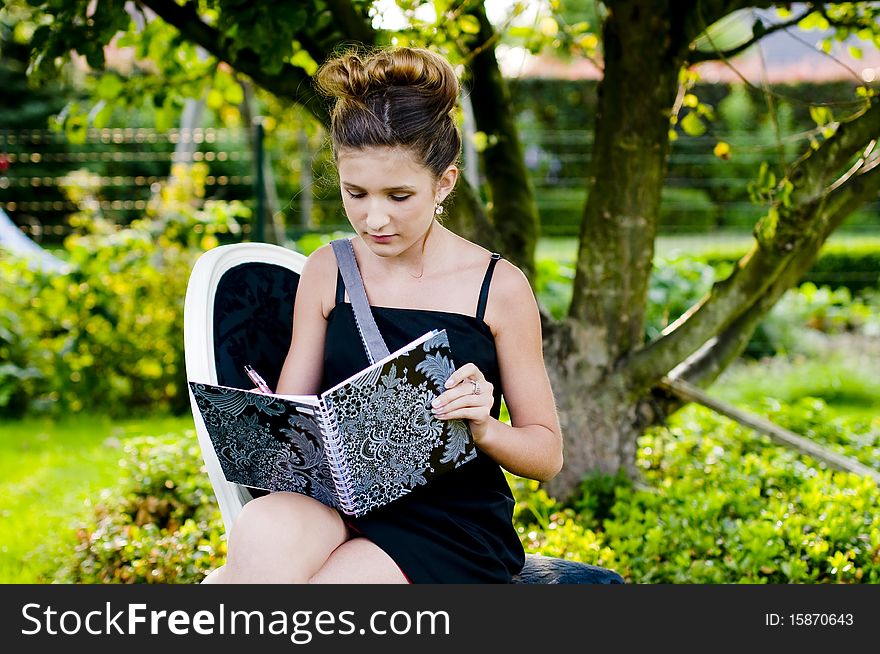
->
xmin=514 ymin=23 xmax=880 ymax=85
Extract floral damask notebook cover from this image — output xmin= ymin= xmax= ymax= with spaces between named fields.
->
xmin=188 ymin=329 xmax=477 ymax=517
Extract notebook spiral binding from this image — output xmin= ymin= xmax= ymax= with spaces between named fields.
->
xmin=317 ymin=397 xmax=358 ymax=515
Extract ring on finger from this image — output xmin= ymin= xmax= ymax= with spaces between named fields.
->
xmin=469 ymin=379 xmax=481 ymax=395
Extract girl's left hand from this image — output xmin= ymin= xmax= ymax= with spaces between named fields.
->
xmin=431 ymin=363 xmax=494 ymax=443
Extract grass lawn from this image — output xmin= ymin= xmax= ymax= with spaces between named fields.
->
xmin=0 ymin=413 xmax=195 ymax=583
xmin=709 ymin=335 xmax=880 ymax=423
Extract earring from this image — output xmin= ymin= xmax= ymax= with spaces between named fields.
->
xmin=435 ymin=203 xmax=444 ymax=215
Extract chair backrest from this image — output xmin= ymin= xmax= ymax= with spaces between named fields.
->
xmin=184 ymin=242 xmax=306 ymax=533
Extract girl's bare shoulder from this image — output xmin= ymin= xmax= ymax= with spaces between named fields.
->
xmin=490 ymin=257 xmax=533 ymax=303
xmin=300 ymin=243 xmax=340 ymax=318
xmin=482 ymin=255 xmax=537 ymax=336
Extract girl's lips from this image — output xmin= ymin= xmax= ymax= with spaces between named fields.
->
xmin=368 ymin=234 xmax=394 ymax=243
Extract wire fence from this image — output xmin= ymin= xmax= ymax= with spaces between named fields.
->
xmin=1 ymin=124 xmax=877 ymax=240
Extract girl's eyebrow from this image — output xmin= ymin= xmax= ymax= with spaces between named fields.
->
xmin=342 ymin=182 xmax=417 ymax=193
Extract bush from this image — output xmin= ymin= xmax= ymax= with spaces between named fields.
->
xmin=699 ymin=239 xmax=880 ymax=296
xmin=644 ymin=256 xmax=718 ymax=340
xmin=747 ymin=282 xmax=880 ymax=358
xmin=53 ymin=432 xmax=225 ymax=584
xmin=51 ymin=401 xmax=879 ymax=584
xmin=514 ymin=400 xmax=880 ymax=583
xmin=533 ymin=257 xmax=575 ymax=319
xmin=0 ymin=164 xmax=247 ymax=416
xmin=659 ymin=187 xmax=718 ymax=232
xmin=534 ymin=254 xmax=718 ymax=329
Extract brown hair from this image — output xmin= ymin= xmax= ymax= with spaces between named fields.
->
xmin=315 ymin=47 xmax=461 ymax=178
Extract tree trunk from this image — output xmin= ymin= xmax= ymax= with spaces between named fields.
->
xmin=464 ymin=3 xmax=540 ymax=279
xmin=549 ymin=1 xmax=687 ymax=492
xmin=570 ymin=2 xmax=683 ymax=358
xmin=541 ymin=318 xmax=646 ymax=498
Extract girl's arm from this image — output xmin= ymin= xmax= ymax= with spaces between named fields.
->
xmin=432 ymin=260 xmax=564 ymax=482
xmin=275 ymin=245 xmax=337 ymax=396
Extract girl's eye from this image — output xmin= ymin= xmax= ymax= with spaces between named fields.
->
xmin=346 ymin=191 xmax=366 ymax=199
xmin=390 ymin=195 xmax=410 ymax=202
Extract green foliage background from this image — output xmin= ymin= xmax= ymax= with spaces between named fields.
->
xmin=0 ymin=163 xmax=247 ymax=417
xmin=47 ymin=395 xmax=880 ymax=584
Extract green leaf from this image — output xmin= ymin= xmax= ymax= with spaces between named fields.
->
xmin=680 ymin=112 xmax=705 ymax=136
xmin=809 ymin=105 xmax=833 ymax=126
xmin=96 ymin=74 xmax=123 ymax=100
xmin=508 ymin=26 xmax=533 ymax=39
xmin=459 ymin=15 xmax=481 ymax=35
xmin=472 ymin=131 xmax=488 ymax=152
xmin=206 ymin=89 xmax=224 ymax=110
xmin=92 ymin=103 xmax=114 ymax=129
xmin=64 ymin=113 xmax=88 ymax=145
xmin=223 ymin=83 xmax=244 ymax=105
xmin=154 ymin=105 xmax=174 ymax=133
xmin=290 ymin=49 xmax=318 ymax=76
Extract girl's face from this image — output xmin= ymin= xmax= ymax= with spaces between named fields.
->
xmin=337 ymin=146 xmax=456 ymax=259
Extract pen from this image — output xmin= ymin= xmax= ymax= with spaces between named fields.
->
xmin=244 ymin=365 xmax=273 ymax=394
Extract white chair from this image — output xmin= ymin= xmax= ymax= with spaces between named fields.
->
xmin=184 ymin=242 xmax=306 ymax=534
xmin=183 ymin=241 xmax=623 ymax=584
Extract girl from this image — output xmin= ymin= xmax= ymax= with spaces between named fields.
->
xmin=205 ymin=46 xmax=563 ymax=583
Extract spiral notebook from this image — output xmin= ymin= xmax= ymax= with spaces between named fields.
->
xmin=188 ymin=329 xmax=477 ymax=517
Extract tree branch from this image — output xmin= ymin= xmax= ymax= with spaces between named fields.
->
xmin=622 ymin=99 xmax=880 ymax=392
xmin=659 ymin=377 xmax=880 ymax=482
xmin=136 ymin=0 xmax=330 ymax=124
xmin=663 ymin=160 xmax=879 ymax=394
xmin=642 ymin=160 xmax=880 ymax=421
xmin=461 ymin=2 xmax=538 ymax=277
xmin=323 ymin=0 xmax=376 ymax=46
xmin=677 ymin=0 xmax=775 ymax=47
xmin=688 ymin=7 xmax=816 ymax=64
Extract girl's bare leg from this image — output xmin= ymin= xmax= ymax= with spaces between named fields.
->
xmin=309 ymin=537 xmax=409 ymax=584
xmin=203 ymin=492 xmax=348 ymax=584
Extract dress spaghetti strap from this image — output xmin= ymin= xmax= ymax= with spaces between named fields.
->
xmin=335 ymin=250 xmax=502 ymax=320
xmin=476 ymin=253 xmax=502 ymax=321
xmin=335 ymin=269 xmax=346 ymax=305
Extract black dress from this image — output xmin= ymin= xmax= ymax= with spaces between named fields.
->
xmin=320 ymin=254 xmax=526 ymax=583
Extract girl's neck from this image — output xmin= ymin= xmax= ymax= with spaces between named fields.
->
xmin=365 ymin=221 xmax=451 ymax=280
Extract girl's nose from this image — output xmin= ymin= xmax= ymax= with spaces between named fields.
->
xmin=365 ymin=210 xmax=391 ymax=231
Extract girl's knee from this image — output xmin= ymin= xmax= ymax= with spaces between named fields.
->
xmin=229 ymin=493 xmax=345 ymax=552
xmin=224 ymin=493 xmax=348 ymax=582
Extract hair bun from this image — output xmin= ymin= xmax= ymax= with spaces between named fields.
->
xmin=317 ymin=47 xmax=459 ymax=117
xmin=314 ymin=52 xmax=373 ymax=104
xmin=315 ymin=46 xmax=463 ymax=177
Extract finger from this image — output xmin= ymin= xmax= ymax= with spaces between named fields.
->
xmin=433 ymin=406 xmax=488 ymax=422
xmin=432 ymin=391 xmax=493 ymax=416
xmin=433 ymin=380 xmax=493 ymax=409
xmin=444 ymin=363 xmax=483 ymax=389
